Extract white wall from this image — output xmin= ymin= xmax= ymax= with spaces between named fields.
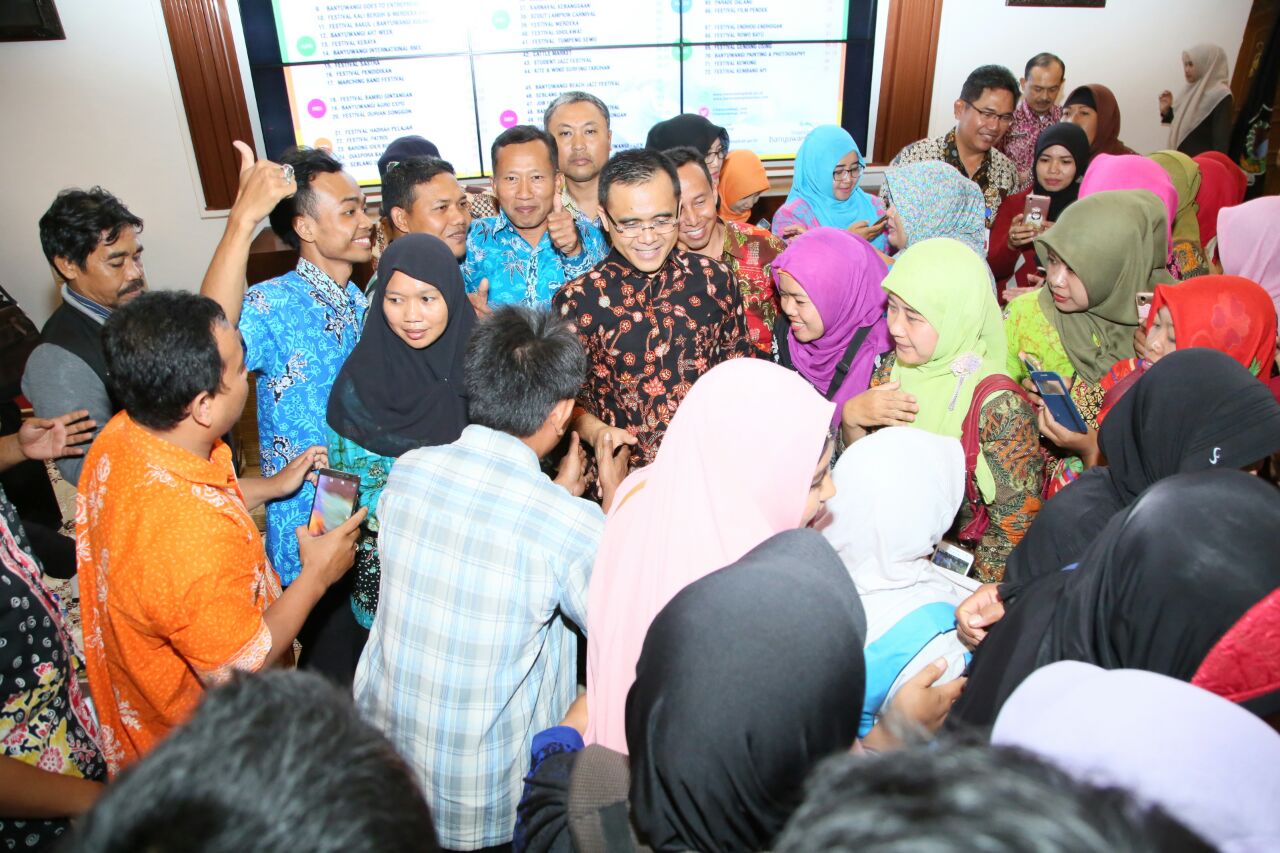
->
xmin=924 ymin=0 xmax=1252 ymax=157
xmin=0 ymin=0 xmax=236 ymax=328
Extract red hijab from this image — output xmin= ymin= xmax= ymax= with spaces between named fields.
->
xmin=1149 ymin=275 xmax=1277 ymax=379
xmin=1192 ymin=152 xmax=1247 ymax=254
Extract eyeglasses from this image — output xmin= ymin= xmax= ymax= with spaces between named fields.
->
xmin=704 ymin=146 xmax=726 ymax=167
xmin=832 ymin=165 xmax=863 ymax=180
xmin=613 ymin=216 xmax=678 ymax=237
xmin=964 ymin=101 xmax=1015 ymax=126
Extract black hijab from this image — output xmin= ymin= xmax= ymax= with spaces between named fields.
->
xmin=626 ymin=529 xmax=866 ymax=853
xmin=645 ymin=114 xmax=729 ymax=156
xmin=951 ymin=470 xmax=1280 ymax=730
xmin=1004 ymin=348 xmax=1280 ymax=586
xmin=1032 ymin=122 xmax=1091 ymax=221
xmin=326 ymin=234 xmax=474 ymax=458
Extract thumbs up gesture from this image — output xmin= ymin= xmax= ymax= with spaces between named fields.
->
xmin=229 ymin=140 xmax=296 ymax=227
xmin=547 ymin=175 xmax=582 ymax=257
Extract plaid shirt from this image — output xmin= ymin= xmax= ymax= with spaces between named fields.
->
xmin=354 ymin=425 xmax=602 ymax=849
xmin=998 ymin=101 xmax=1063 ymax=191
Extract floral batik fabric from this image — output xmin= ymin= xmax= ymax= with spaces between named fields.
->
xmin=721 ymin=221 xmax=786 ymax=355
xmin=241 ymin=257 xmax=367 ymax=586
xmin=553 ymin=248 xmax=756 ymax=470
xmin=0 ymin=488 xmax=106 ymax=849
xmin=76 ymin=413 xmax=280 ymax=775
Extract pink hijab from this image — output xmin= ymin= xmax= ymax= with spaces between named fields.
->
xmin=1078 ymin=153 xmax=1179 ymax=252
xmin=773 ymin=228 xmax=891 ymax=426
xmin=1218 ymin=196 xmax=1280 ymax=318
xmin=584 ymin=358 xmax=835 ymax=752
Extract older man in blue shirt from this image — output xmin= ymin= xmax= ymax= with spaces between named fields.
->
xmin=463 ymin=126 xmax=606 ymax=310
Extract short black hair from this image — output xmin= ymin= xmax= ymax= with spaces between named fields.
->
xmin=66 ymin=670 xmax=439 ymax=853
xmin=268 ymin=146 xmax=345 ymax=249
xmin=774 ymin=743 xmax=1213 ymax=853
xmin=960 ymin=64 xmax=1021 ymax=106
xmin=464 ymin=306 xmax=586 ymax=438
xmin=39 ymin=187 xmax=143 ymax=275
xmin=1025 ymin=52 xmax=1066 ymax=80
xmin=598 ymin=148 xmax=681 ymax=211
xmin=662 ymin=145 xmax=715 ymax=191
xmin=380 ymin=156 xmax=457 ymax=218
xmin=490 ymin=125 xmax=558 ymax=175
xmin=102 ymin=291 xmax=228 ymax=431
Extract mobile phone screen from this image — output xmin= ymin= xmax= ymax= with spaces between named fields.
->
xmin=931 ymin=545 xmax=974 ymax=576
xmin=307 ymin=469 xmax=359 ymax=536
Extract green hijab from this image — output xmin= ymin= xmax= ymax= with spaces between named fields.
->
xmin=1150 ymin=150 xmax=1205 ymax=247
xmin=885 ymin=237 xmax=1008 ymax=500
xmin=1034 ymin=191 xmax=1176 ymax=384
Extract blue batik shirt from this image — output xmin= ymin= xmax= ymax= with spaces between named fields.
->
xmin=240 ymin=257 xmax=367 ymax=585
xmin=461 ymin=211 xmax=606 ymax=308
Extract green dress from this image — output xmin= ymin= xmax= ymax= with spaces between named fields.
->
xmin=326 ymin=426 xmax=394 ymax=628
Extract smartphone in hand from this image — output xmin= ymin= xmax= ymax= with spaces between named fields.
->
xmin=1024 ymin=194 xmax=1050 ymax=229
xmin=307 ymin=468 xmax=360 ymax=536
xmin=1136 ymin=291 xmax=1155 ymax=322
xmin=1030 ymin=371 xmax=1088 ymax=433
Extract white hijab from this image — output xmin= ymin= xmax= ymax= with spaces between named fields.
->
xmin=820 ymin=428 xmax=966 ymax=593
xmin=1169 ymin=44 xmax=1232 ymax=149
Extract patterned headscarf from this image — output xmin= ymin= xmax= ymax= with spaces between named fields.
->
xmin=883 ymin=161 xmax=987 ymax=258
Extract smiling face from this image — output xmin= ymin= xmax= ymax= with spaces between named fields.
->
xmin=548 ymin=100 xmax=612 ymax=184
xmin=382 ymin=269 xmax=450 ymax=349
xmin=1064 ymin=105 xmax=1098 ymax=145
xmin=56 ymin=226 xmax=147 ymax=308
xmin=883 ymin=203 xmax=907 ymax=250
xmin=392 ymin=173 xmax=471 ymax=259
xmin=1145 ymin=305 xmax=1177 ymax=363
xmin=832 ymin=150 xmax=860 ymax=201
xmin=1035 ymin=144 xmax=1078 ymax=192
xmin=954 ymin=87 xmax=1016 ymax=153
xmin=296 ymin=170 xmax=374 ymax=264
xmin=1044 ymin=249 xmax=1089 ymax=312
xmin=675 ymin=161 xmax=720 ymax=253
xmin=493 ymin=139 xmax=556 ymax=234
xmin=886 ymin=291 xmax=939 ymax=365
xmin=604 ymin=176 xmax=680 ymax=274
xmin=777 ymin=271 xmax=825 ymax=343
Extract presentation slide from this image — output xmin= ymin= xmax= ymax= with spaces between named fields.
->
xmin=253 ymin=0 xmax=857 ymax=181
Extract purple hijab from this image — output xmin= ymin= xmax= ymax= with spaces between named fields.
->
xmin=773 ymin=227 xmax=891 ymax=426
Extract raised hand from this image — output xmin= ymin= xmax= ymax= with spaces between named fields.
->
xmin=230 ymin=140 xmax=296 ymax=225
xmin=547 ymin=176 xmax=582 ymax=257
xmin=18 ymin=410 xmax=95 ymax=461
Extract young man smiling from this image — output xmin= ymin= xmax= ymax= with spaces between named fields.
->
xmin=886 ymin=65 xmax=1021 ymax=227
xmin=666 ymin=146 xmax=786 ymax=355
xmin=553 ymin=149 xmax=754 ymax=473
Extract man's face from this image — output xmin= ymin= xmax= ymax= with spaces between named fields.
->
xmin=296 ymin=171 xmax=374 ymax=263
xmin=548 ymin=101 xmax=612 ymax=184
xmin=205 ymin=322 xmax=250 ymax=439
xmin=393 ymin=173 xmax=471 ymax=259
xmin=954 ymin=87 xmax=1017 ymax=153
xmin=675 ymin=162 xmax=719 ymax=253
xmin=57 ymin=226 xmax=147 ymax=309
xmin=492 ymin=140 xmax=556 ymax=231
xmin=1022 ymin=64 xmax=1064 ymax=115
xmin=604 ymin=176 xmax=680 ymax=274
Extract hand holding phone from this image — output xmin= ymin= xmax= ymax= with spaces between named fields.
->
xmin=931 ymin=542 xmax=975 ymax=577
xmin=307 ymin=468 xmax=360 ymax=536
xmin=1029 ymin=370 xmax=1088 ymax=433
xmin=1023 ymin=194 xmax=1050 ymax=229
xmin=1136 ymin=291 xmax=1155 ymax=323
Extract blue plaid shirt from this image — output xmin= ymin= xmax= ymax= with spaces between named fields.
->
xmin=354 ymin=425 xmax=602 ymax=849
xmin=462 ymin=211 xmax=606 ymax=308
xmin=240 ymin=258 xmax=367 ymax=585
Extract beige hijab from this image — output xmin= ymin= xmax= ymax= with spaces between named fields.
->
xmin=1169 ymin=44 xmax=1232 ymax=149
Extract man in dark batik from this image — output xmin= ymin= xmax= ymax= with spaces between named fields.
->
xmin=553 ymin=149 xmax=754 ymax=472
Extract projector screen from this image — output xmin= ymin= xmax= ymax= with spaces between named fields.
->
xmin=238 ymin=1 xmax=878 ymax=183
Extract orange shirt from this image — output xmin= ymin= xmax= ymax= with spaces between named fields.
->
xmin=76 ymin=413 xmax=279 ymax=774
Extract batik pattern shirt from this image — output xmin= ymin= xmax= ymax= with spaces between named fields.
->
xmin=240 ymin=258 xmax=367 ymax=586
xmin=77 ymin=414 xmax=280 ymax=774
xmin=721 ymin=221 xmax=786 ymax=355
xmin=998 ymin=101 xmax=1063 ymax=190
xmin=462 ymin=212 xmax=607 ymax=308
xmin=553 ymin=249 xmax=756 ymax=470
xmin=1 ymin=488 xmax=106 ymax=850
xmin=887 ymin=130 xmax=1019 ymax=227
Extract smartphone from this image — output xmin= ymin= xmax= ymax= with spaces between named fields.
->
xmin=1136 ymin=291 xmax=1155 ymax=323
xmin=1030 ymin=370 xmax=1089 ymax=433
xmin=1022 ymin=353 xmax=1043 ymax=375
xmin=1024 ymin=194 xmax=1050 ymax=229
xmin=872 ymin=212 xmax=889 ymax=227
xmin=931 ymin=542 xmax=975 ymax=577
xmin=755 ymin=218 xmax=772 ymax=231
xmin=307 ymin=468 xmax=360 ymax=536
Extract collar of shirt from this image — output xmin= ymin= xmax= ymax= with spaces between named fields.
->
xmin=295 ymin=256 xmax=355 ymax=304
xmin=491 ymin=209 xmax=557 ymax=250
xmin=561 ymin=187 xmax=602 ymax=228
xmin=456 ymin=423 xmax=540 ymax=472
xmin=61 ymin=283 xmax=112 ymax=325
xmin=603 ymin=246 xmax=683 ymax=282
xmin=116 ymin=411 xmax=239 ymax=491
xmin=1015 ymin=100 xmax=1062 ymax=130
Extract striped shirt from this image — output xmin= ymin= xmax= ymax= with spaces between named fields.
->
xmin=354 ymin=425 xmax=602 ymax=850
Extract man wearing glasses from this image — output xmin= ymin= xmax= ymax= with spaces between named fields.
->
xmin=885 ymin=65 xmax=1021 ymax=227
xmin=999 ymin=53 xmax=1067 ymax=190
xmin=553 ymin=149 xmax=755 ymax=475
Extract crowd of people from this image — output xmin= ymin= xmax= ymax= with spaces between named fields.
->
xmin=3 ymin=40 xmax=1279 ymax=853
